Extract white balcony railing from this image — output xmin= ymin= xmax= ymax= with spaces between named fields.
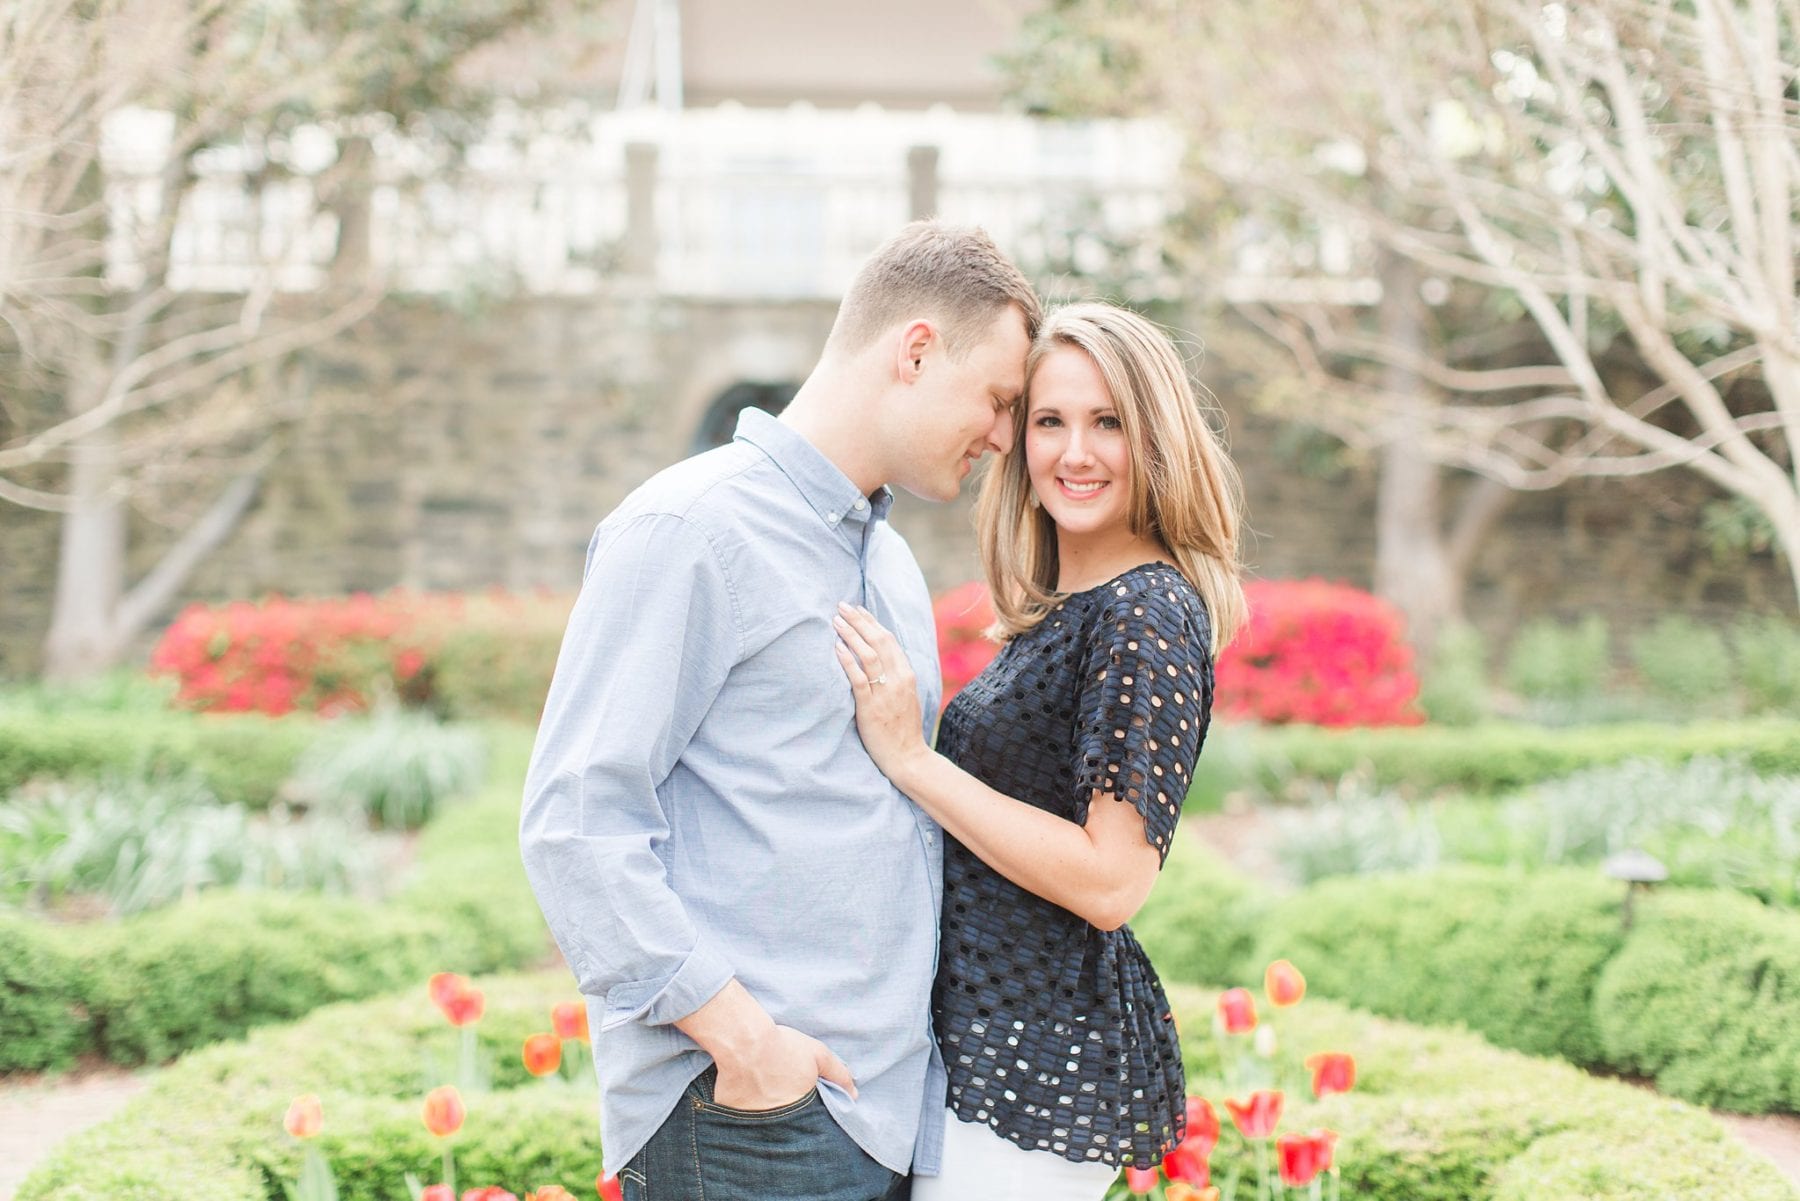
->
xmin=102 ymin=102 xmax=1186 ymax=302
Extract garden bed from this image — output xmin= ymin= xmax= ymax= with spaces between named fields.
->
xmin=15 ymin=973 xmax=1794 ymax=1200
xmin=0 ymin=728 xmax=546 ymax=1073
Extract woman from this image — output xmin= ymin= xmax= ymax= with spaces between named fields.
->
xmin=833 ymin=301 xmax=1246 ymax=1198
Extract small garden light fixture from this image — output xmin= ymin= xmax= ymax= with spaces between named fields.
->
xmin=1602 ymin=849 xmax=1667 ymax=931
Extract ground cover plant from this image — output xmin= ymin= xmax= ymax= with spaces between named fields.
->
xmin=17 ymin=971 xmax=1792 ymax=1201
xmin=0 ymin=726 xmax=540 ymax=1072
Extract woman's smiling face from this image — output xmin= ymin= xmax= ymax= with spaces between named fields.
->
xmin=1023 ymin=344 xmax=1134 ymax=541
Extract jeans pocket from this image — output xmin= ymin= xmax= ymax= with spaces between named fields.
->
xmin=618 ymin=1167 xmax=647 ymax=1201
xmin=693 ymin=1087 xmax=821 ymax=1122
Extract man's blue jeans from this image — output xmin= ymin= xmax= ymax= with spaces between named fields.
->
xmin=620 ymin=1066 xmax=909 ymax=1201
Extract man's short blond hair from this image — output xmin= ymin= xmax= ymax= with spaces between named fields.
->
xmin=828 ymin=221 xmax=1042 ymax=360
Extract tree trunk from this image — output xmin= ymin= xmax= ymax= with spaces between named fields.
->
xmin=1372 ymin=254 xmax=1462 ymax=659
xmin=42 ymin=423 xmax=127 ymax=680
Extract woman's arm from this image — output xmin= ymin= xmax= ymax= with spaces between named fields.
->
xmin=833 ymin=603 xmax=1160 ymax=931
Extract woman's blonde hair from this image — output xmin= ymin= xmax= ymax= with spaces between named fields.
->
xmin=974 ymin=302 xmax=1246 ymax=653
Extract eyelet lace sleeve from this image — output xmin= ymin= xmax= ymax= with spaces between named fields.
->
xmin=1070 ymin=573 xmax=1214 ymax=862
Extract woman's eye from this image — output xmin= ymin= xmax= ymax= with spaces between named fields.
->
xmin=1034 ymin=415 xmax=1061 ymax=427
xmin=1098 ymin=415 xmax=1122 ymax=430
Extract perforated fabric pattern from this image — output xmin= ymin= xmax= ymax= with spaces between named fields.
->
xmin=931 ymin=563 xmax=1214 ymax=1168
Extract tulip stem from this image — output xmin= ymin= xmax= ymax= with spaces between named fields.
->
xmin=442 ymin=1146 xmax=456 ymax=1195
xmin=1256 ymin=1139 xmax=1272 ymax=1201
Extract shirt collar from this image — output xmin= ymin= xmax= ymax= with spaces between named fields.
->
xmin=733 ymin=407 xmax=893 ymax=530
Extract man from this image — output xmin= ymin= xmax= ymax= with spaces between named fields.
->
xmin=519 ymin=221 xmax=1041 ymax=1201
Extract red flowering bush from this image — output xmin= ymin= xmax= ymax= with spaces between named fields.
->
xmin=150 ymin=589 xmax=570 ymax=719
xmin=1214 ymin=579 xmax=1422 ymax=727
xmin=934 ymin=581 xmax=1000 ymax=710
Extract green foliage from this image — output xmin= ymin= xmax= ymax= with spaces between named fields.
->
xmin=1224 ymin=719 xmax=1800 ymax=796
xmin=1268 ymin=778 xmax=1445 ymax=885
xmin=0 ymin=671 xmax=179 ymax=716
xmin=25 ymin=975 xmax=1795 ymax=1201
xmin=1417 ymin=622 xmax=1490 ymax=726
xmin=289 ymin=710 xmax=487 ymax=829
xmin=1131 ymin=834 xmax=1267 ymax=986
xmin=1732 ymin=616 xmax=1800 ymax=714
xmin=1504 ymin=616 xmax=1611 ymax=703
xmin=0 ymin=773 xmax=383 ymax=915
xmin=1249 ymin=867 xmax=1627 ymax=1065
xmin=0 ymin=728 xmax=546 ymax=1072
xmin=1595 ymin=890 xmax=1800 ymax=1112
xmin=0 ymin=709 xmax=315 ymax=807
xmin=1629 ymin=615 xmax=1733 ymax=706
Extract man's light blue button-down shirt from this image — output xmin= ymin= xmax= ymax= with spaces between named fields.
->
xmin=520 ymin=408 xmax=947 ymax=1176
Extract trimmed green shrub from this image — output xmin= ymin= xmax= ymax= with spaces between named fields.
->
xmin=0 ymin=729 xmax=546 ymax=1072
xmin=23 ymin=976 xmax=1795 ymax=1201
xmin=1246 ymin=867 xmax=1627 ymax=1064
xmin=1417 ymin=622 xmax=1490 ymax=726
xmin=1630 ymin=615 xmax=1733 ymax=706
xmin=1733 ymin=616 xmax=1800 ymax=715
xmin=1131 ymin=834 xmax=1267 ymax=986
xmin=0 ymin=709 xmax=315 ymax=807
xmin=1226 ymin=719 xmax=1800 ymax=796
xmin=1505 ymin=615 xmax=1611 ymax=702
xmin=1595 ymin=889 xmax=1800 ymax=1112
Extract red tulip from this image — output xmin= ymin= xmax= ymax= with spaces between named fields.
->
xmin=422 ymin=1085 xmax=466 ymax=1137
xmin=1216 ymin=988 xmax=1257 ymax=1034
xmin=523 ymin=1033 xmax=562 ymax=1077
xmin=443 ymin=987 xmax=486 ymax=1028
xmin=552 ymin=1001 xmax=589 ymax=1042
xmin=1305 ymin=1052 xmax=1357 ymax=1098
xmin=1278 ymin=1130 xmax=1340 ymax=1187
xmin=421 ymin=1187 xmax=455 ymax=1201
xmin=1224 ymin=1090 xmax=1284 ymax=1140
xmin=461 ymin=1190 xmax=517 ymax=1201
xmin=429 ymin=973 xmax=465 ymax=1010
xmin=283 ymin=1093 xmax=322 ymax=1139
xmin=596 ymin=1174 xmax=624 ymax=1201
xmin=1181 ymin=1096 xmax=1220 ymax=1158
xmin=1163 ymin=1145 xmax=1211 ymax=1186
xmin=1125 ymin=1165 xmax=1160 ymax=1195
xmin=1264 ymin=960 xmax=1306 ymax=1008
xmin=526 ymin=1189 xmax=577 ymax=1201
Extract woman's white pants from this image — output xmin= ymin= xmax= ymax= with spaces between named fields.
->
xmin=909 ymin=1109 xmax=1120 ymax=1201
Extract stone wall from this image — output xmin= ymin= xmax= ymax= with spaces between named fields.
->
xmin=1 ymin=294 xmax=1791 ymax=677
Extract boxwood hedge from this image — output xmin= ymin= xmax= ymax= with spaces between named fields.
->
xmin=1134 ymin=851 xmax=1800 ymax=1115
xmin=0 ymin=729 xmax=547 ymax=1073
xmin=1226 ymin=719 xmax=1800 ymax=797
xmin=18 ymin=976 xmax=1794 ymax=1201
xmin=0 ymin=709 xmax=317 ymax=807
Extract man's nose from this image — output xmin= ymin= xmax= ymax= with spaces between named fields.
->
xmin=987 ymin=408 xmax=1015 ymax=455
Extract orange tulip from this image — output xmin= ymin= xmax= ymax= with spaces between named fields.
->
xmin=1216 ymin=988 xmax=1257 ymax=1034
xmin=1125 ymin=1165 xmax=1160 ymax=1194
xmin=461 ymin=1190 xmax=517 ymax=1201
xmin=421 ymin=1187 xmax=455 ymax=1201
xmin=1264 ymin=959 xmax=1306 ymax=1008
xmin=526 ymin=1189 xmax=578 ymax=1201
xmin=283 ymin=1093 xmax=322 ymax=1139
xmin=523 ymin=1033 xmax=562 ymax=1077
xmin=1224 ymin=1090 xmax=1284 ymax=1140
xmin=1305 ymin=1051 xmax=1357 ymax=1098
xmin=443 ymin=986 xmax=485 ymax=1028
xmin=1166 ymin=1185 xmax=1220 ymax=1201
xmin=1181 ymin=1096 xmax=1220 ymax=1158
xmin=552 ymin=1002 xmax=589 ymax=1042
xmin=422 ymin=1085 xmax=466 ymax=1137
xmin=596 ymin=1174 xmax=624 ymax=1201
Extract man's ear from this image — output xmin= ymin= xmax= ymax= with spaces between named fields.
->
xmin=895 ymin=319 xmax=936 ymax=382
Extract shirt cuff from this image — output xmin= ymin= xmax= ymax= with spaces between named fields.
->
xmin=599 ymin=936 xmax=735 ymax=1031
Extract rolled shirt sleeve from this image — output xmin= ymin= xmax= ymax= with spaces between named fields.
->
xmin=520 ymin=511 xmax=742 ymax=1029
